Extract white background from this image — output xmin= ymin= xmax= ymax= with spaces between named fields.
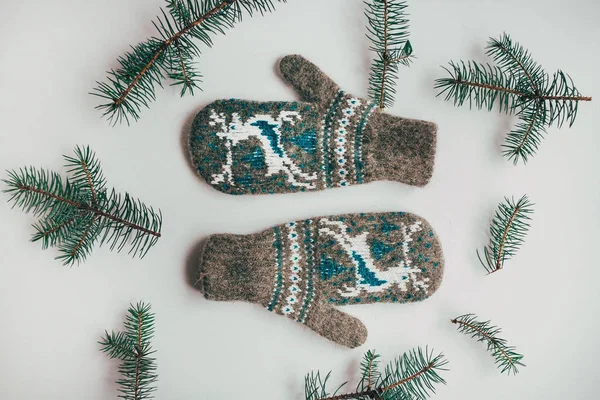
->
xmin=1 ymin=0 xmax=599 ymax=399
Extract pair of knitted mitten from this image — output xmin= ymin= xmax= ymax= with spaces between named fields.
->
xmin=198 ymin=212 xmax=444 ymax=348
xmin=188 ymin=55 xmax=438 ymax=195
xmin=190 ymin=55 xmax=443 ymax=347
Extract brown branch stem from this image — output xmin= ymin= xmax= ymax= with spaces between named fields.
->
xmin=540 ymin=95 xmax=592 ymax=102
xmin=514 ymin=105 xmax=541 ymax=158
xmin=319 ymin=390 xmax=380 ymax=400
xmin=367 ymin=356 xmax=374 ymax=390
xmin=174 ymin=40 xmax=192 ymax=87
xmin=71 ymin=214 xmax=98 ymax=257
xmin=451 ymin=80 xmax=592 ymax=103
xmin=134 ymin=309 xmax=144 ymax=400
xmin=388 ymin=54 xmax=411 ymax=64
xmin=38 ymin=215 xmax=80 ymax=238
xmin=19 ymin=185 xmax=81 ymax=207
xmin=451 ymin=79 xmax=526 ymax=97
xmin=93 ymin=209 xmax=161 ymax=237
xmin=80 ymin=160 xmax=97 ymax=204
xmin=114 ymin=0 xmax=233 ymax=107
xmin=494 ymin=203 xmax=522 ymax=270
xmin=378 ymin=0 xmax=389 ymax=110
xmin=380 ymin=363 xmax=433 ymax=392
xmin=16 ymin=185 xmax=161 ymax=238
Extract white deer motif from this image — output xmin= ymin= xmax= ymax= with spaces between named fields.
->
xmin=318 ymin=218 xmax=430 ymax=297
xmin=208 ymin=110 xmax=317 ymax=189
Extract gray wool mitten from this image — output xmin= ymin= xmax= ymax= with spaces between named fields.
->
xmin=188 ymin=55 xmax=437 ymax=195
xmin=197 ymin=212 xmax=444 ymax=348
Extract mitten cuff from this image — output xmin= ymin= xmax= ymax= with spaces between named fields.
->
xmin=198 ymin=232 xmax=275 ymax=303
xmin=362 ymin=112 xmax=437 ymax=187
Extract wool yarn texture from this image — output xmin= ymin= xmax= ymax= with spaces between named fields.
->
xmin=197 ymin=212 xmax=444 ymax=348
xmin=188 ymin=55 xmax=438 ymax=195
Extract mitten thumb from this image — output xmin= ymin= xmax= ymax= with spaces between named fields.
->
xmin=279 ymin=54 xmax=341 ymax=108
xmin=303 ymin=300 xmax=368 ymax=348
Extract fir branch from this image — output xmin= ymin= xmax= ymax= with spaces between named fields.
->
xmin=359 ymin=350 xmax=381 ymax=391
xmin=2 ymin=146 xmax=162 ymax=265
xmin=92 ymin=0 xmax=287 ymax=125
xmin=365 ymin=0 xmax=414 ymax=110
xmin=305 ymin=347 xmax=447 ymax=400
xmin=435 ymin=33 xmax=592 ymax=163
xmin=477 ymin=195 xmax=533 ymax=274
xmin=451 ymin=314 xmax=525 ymax=375
xmin=100 ymin=302 xmax=158 ymax=400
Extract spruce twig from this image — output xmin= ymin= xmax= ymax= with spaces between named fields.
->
xmin=365 ymin=0 xmax=414 ymax=110
xmin=2 ymin=146 xmax=162 ymax=265
xmin=92 ymin=0 xmax=287 ymax=125
xmin=477 ymin=195 xmax=533 ymax=274
xmin=361 ymin=350 xmax=380 ymax=390
xmin=305 ymin=347 xmax=447 ymax=400
xmin=451 ymin=314 xmax=525 ymax=375
xmin=435 ymin=33 xmax=592 ymax=163
xmin=100 ymin=302 xmax=158 ymax=400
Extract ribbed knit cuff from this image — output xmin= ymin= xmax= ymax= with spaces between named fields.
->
xmin=362 ymin=112 xmax=438 ymax=187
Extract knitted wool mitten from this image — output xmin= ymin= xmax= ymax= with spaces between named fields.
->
xmin=197 ymin=212 xmax=444 ymax=348
xmin=188 ymin=55 xmax=437 ymax=195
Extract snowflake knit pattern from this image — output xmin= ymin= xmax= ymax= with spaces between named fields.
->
xmin=188 ymin=55 xmax=438 ymax=195
xmin=197 ymin=212 xmax=444 ymax=348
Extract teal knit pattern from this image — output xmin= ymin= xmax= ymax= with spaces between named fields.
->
xmin=189 ymin=93 xmax=376 ymax=195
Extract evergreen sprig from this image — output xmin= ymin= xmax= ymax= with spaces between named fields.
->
xmin=305 ymin=347 xmax=448 ymax=400
xmin=477 ymin=195 xmax=533 ymax=274
xmin=100 ymin=302 xmax=158 ymax=400
xmin=365 ymin=0 xmax=414 ymax=110
xmin=451 ymin=314 xmax=525 ymax=375
xmin=2 ymin=146 xmax=162 ymax=265
xmin=92 ymin=0 xmax=286 ymax=125
xmin=435 ymin=33 xmax=592 ymax=163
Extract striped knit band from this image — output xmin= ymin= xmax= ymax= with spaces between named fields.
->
xmin=320 ymin=90 xmax=377 ymax=188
